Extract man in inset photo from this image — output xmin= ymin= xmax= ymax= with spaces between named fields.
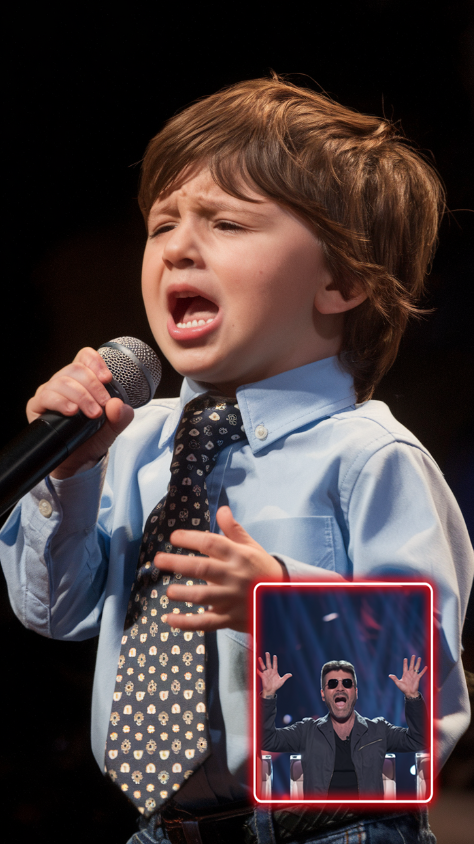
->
xmin=259 ymin=652 xmax=427 ymax=799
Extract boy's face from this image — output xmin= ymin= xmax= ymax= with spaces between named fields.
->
xmin=142 ymin=166 xmax=340 ymax=395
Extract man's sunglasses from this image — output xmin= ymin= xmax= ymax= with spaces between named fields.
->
xmin=326 ymin=678 xmax=354 ymax=689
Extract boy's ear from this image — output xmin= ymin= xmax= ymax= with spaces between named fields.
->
xmin=314 ymin=277 xmax=367 ymax=315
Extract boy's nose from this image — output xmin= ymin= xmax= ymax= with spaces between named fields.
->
xmin=162 ymin=223 xmax=202 ymax=270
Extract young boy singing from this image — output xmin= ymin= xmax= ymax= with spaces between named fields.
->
xmin=1 ymin=76 xmax=472 ymax=843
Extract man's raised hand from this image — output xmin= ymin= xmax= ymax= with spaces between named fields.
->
xmin=389 ymin=655 xmax=427 ymax=699
xmin=257 ymin=652 xmax=292 ymax=698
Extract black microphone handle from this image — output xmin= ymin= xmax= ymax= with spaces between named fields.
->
xmin=0 ymin=408 xmax=107 ymax=518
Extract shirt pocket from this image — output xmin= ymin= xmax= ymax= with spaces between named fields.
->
xmin=244 ymin=516 xmax=337 ymax=570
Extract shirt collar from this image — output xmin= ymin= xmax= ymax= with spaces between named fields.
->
xmin=160 ymin=356 xmax=356 ymax=454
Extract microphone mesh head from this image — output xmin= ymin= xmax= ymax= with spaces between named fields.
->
xmin=98 ymin=337 xmax=162 ymax=408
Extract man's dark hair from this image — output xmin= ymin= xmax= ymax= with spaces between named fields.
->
xmin=321 ymin=660 xmax=358 ymax=689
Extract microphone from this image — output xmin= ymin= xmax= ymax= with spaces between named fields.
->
xmin=0 ymin=337 xmax=162 ymax=517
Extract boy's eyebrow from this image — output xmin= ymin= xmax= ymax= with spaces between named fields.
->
xmin=198 ymin=196 xmax=267 ymax=214
xmin=150 ymin=194 xmax=269 ymax=219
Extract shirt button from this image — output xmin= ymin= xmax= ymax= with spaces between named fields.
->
xmin=255 ymin=425 xmax=268 ymax=441
xmin=38 ymin=499 xmax=53 ymax=518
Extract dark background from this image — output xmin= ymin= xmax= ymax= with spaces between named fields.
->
xmin=1 ymin=3 xmax=473 ymax=841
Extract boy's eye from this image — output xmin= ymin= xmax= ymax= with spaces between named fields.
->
xmin=215 ymin=221 xmax=244 ymax=232
xmin=149 ymin=224 xmax=176 ymax=238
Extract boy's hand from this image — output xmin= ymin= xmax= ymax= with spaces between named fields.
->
xmin=26 ymin=347 xmax=134 ymax=479
xmin=154 ymin=506 xmax=285 ymax=633
xmin=155 ymin=506 xmax=343 ymax=632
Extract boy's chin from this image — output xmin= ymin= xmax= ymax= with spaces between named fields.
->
xmin=185 ymin=375 xmax=240 ymax=398
xmin=170 ymin=362 xmax=240 ymax=396
xmin=161 ymin=347 xmax=239 ymax=393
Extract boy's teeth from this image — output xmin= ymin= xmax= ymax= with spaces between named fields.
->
xmin=174 ymin=294 xmax=218 ymax=326
xmin=177 ymin=318 xmax=215 ymax=328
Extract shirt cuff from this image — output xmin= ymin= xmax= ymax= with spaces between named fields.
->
xmin=29 ymin=455 xmax=109 ymax=534
xmin=272 ymin=556 xmax=290 ymax=581
xmin=273 ymin=554 xmax=344 ymax=582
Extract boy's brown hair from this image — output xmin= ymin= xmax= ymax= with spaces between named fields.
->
xmin=139 ymin=75 xmax=445 ymax=401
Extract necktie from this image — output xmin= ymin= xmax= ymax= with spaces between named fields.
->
xmin=106 ymin=395 xmax=246 ymax=816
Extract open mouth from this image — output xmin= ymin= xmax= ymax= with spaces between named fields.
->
xmin=334 ymin=695 xmax=347 ymax=706
xmin=173 ymin=294 xmax=219 ymax=328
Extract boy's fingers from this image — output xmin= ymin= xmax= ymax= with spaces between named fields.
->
xmin=162 ymin=611 xmax=233 ymax=631
xmin=27 ymin=356 xmax=113 ymax=422
xmin=68 ymin=363 xmax=113 ymax=407
xmin=216 ymin=506 xmax=260 ymax=547
xmin=166 ymin=509 xmax=261 ymax=560
xmin=166 ymin=583 xmax=230 ymax=606
xmin=29 ymin=377 xmax=102 ymax=420
xmin=104 ymin=398 xmax=134 ymax=434
xmin=73 ymin=347 xmax=113 ymax=382
xmin=154 ymin=552 xmax=227 ymax=584
xmin=167 ymin=528 xmax=238 ymax=561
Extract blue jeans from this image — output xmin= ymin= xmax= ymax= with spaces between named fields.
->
xmin=126 ymin=808 xmax=437 ymax=843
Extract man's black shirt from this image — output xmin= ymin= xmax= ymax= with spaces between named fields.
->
xmin=327 ymin=730 xmax=358 ymax=796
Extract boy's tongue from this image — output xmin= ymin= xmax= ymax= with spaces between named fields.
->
xmin=179 ymin=295 xmax=218 ymax=324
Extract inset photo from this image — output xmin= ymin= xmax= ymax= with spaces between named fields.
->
xmin=253 ymin=582 xmax=433 ymax=805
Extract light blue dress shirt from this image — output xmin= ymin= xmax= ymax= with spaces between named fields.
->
xmin=1 ymin=356 xmax=472 ymax=805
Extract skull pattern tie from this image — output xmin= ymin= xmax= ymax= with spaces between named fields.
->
xmin=105 ymin=395 xmax=247 ymax=816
